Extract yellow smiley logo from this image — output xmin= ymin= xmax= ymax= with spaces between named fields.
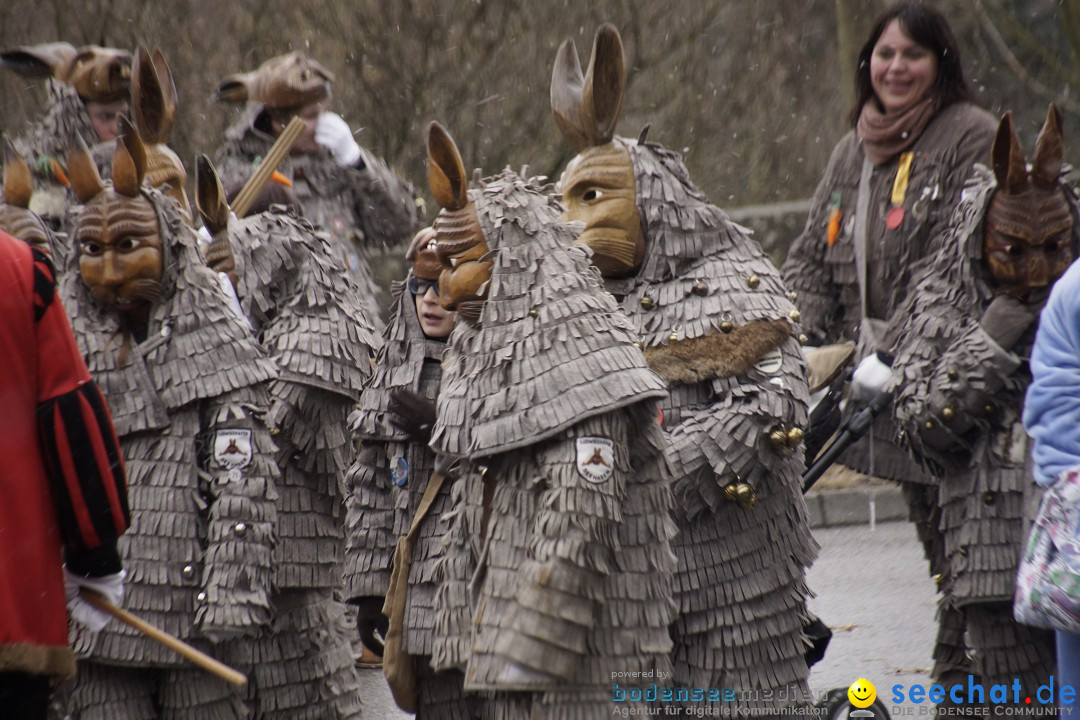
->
xmin=848 ymin=678 xmax=876 ymax=709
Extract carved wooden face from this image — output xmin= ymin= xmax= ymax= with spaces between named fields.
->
xmin=76 ymin=191 xmax=164 ymax=321
xmin=560 ymin=141 xmax=644 ymax=278
xmin=433 ymin=202 xmax=492 ymax=324
xmin=984 ymin=186 xmax=1074 ymax=299
xmin=985 ymin=106 xmax=1073 ymax=300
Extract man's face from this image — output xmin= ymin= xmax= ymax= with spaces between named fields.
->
xmin=559 ymin=141 xmax=644 ymax=278
xmin=85 ymin=99 xmax=129 ymax=143
xmin=275 ymin=101 xmax=324 ymax=155
xmin=76 ymin=191 xmax=164 ymax=324
xmin=984 ymin=184 xmax=1074 ymax=300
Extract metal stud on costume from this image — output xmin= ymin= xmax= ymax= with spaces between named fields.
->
xmin=196 ymin=156 xmax=378 ymax=719
xmin=59 ymin=128 xmax=278 ymax=720
xmin=551 ymin=25 xmax=816 ymax=713
xmin=426 ymin=123 xmax=677 ymax=719
xmin=889 ymin=106 xmax=1070 ymax=691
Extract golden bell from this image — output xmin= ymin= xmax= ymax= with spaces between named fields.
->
xmin=786 ymin=427 xmax=804 ymax=446
xmin=669 ymin=329 xmax=680 ymax=342
xmin=788 ymin=291 xmax=798 ymax=302
xmin=788 ymin=309 xmax=801 ymax=322
xmin=528 ymin=307 xmax=539 ymax=318
xmin=692 ymin=280 xmax=708 ymax=296
xmin=769 ymin=429 xmax=789 ymax=452
xmin=983 ymin=403 xmax=994 ymax=415
xmin=947 ymin=369 xmax=958 ymax=381
xmin=640 ymin=295 xmax=655 ymax=310
xmin=798 ymin=334 xmax=809 ymax=345
xmin=747 ymin=274 xmax=760 ymax=289
xmin=941 ymin=406 xmax=955 ymax=421
xmin=720 ymin=320 xmax=734 ymax=333
xmin=724 ymin=482 xmax=758 ymax=509
xmin=924 ymin=419 xmax=935 ymax=430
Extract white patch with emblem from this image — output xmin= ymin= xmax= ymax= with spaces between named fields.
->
xmin=754 ymin=348 xmax=784 ymax=375
xmin=214 ymin=429 xmax=253 ymax=470
xmin=576 ymin=437 xmax=615 ymax=484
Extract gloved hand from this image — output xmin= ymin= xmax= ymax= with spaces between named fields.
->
xmin=315 ymin=112 xmax=362 ymax=168
xmin=355 ymin=596 xmax=387 ymax=656
xmin=851 ymin=351 xmax=893 ymax=402
xmin=64 ymin=567 xmax=125 ymax=632
xmin=980 ymin=294 xmax=1040 ymax=350
xmin=388 ymin=389 xmax=436 ymax=444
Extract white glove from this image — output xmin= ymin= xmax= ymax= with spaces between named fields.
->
xmin=851 ymin=352 xmax=893 ymax=401
xmin=315 ymin=112 xmax=362 ymax=167
xmin=64 ymin=568 xmax=126 ymax=632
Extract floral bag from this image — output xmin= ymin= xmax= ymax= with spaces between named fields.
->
xmin=1014 ymin=467 xmax=1080 ymax=633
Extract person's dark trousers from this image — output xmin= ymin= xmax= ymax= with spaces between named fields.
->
xmin=0 ymin=671 xmax=50 ymax=720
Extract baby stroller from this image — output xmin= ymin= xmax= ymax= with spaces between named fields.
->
xmin=802 ymin=344 xmax=893 ymax=720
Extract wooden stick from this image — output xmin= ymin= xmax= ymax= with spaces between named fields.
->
xmin=230 ymin=114 xmax=305 ymax=218
xmin=79 ymin=588 xmax=248 ymax=687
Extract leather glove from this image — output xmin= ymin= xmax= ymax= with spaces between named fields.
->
xmin=980 ymin=294 xmax=1039 ymax=350
xmin=851 ymin=351 xmax=893 ymax=402
xmin=64 ymin=567 xmax=125 ymax=632
xmin=388 ymin=389 xmax=436 ymax=444
xmin=355 ymin=596 xmax=387 ymax=656
xmin=315 ymin=112 xmax=362 ymax=167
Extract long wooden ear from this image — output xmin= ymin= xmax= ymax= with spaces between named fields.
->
xmin=132 ymin=46 xmax=177 ymax=144
xmin=0 ymin=42 xmax=78 ymax=79
xmin=3 ymin=138 xmax=33 ymax=209
xmin=583 ymin=23 xmax=625 ymax=146
xmin=427 ymin=122 xmax=468 ymax=211
xmin=113 ymin=115 xmax=147 ymax=198
xmin=195 ymin=154 xmax=230 ymax=235
xmin=1032 ymin=103 xmax=1064 ymax=190
xmin=67 ymin=137 xmax=105 ymax=203
xmin=215 ymin=71 xmax=253 ymax=104
xmin=991 ymin=111 xmax=1028 ymax=193
xmin=551 ymin=37 xmax=588 ymax=152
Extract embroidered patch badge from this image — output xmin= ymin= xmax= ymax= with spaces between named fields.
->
xmin=576 ymin=437 xmax=615 ymax=484
xmin=214 ymin=429 xmax=253 ymax=470
xmin=754 ymin=348 xmax=784 ymax=375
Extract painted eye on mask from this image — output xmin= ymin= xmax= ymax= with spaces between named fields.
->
xmin=80 ymin=240 xmax=103 ymax=256
xmin=581 ymin=188 xmax=604 ymax=203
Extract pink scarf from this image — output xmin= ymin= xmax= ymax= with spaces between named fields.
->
xmin=857 ymin=95 xmax=939 ymax=166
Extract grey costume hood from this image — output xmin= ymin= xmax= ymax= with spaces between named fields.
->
xmin=431 ymin=169 xmax=669 ymax=459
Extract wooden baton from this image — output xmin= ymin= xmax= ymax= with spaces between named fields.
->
xmin=78 ymin=587 xmax=248 ymax=687
xmin=229 ymin=114 xmax=306 ymax=218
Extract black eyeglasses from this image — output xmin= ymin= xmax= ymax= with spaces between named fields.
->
xmin=408 ymin=276 xmax=440 ymax=297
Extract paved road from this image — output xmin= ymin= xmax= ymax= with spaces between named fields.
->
xmin=808 ymin=520 xmax=938 ymax=716
xmin=356 ymin=519 xmax=938 ymax=718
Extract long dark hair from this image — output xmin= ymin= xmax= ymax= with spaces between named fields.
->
xmin=848 ymin=1 xmax=980 ymax=127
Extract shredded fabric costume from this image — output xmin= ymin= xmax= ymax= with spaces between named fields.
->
xmin=61 ymin=186 xmax=279 ymax=720
xmin=889 ymin=166 xmax=1064 ymax=693
xmin=598 ymin=138 xmax=817 ymax=712
xmin=214 ymin=103 xmax=419 ymax=326
xmin=344 ymin=279 xmax=475 ymax=719
xmin=428 ymin=171 xmax=677 ymax=719
xmin=210 ymin=205 xmax=379 ymax=718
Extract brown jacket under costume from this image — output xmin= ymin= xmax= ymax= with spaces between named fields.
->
xmin=888 ymin=166 xmax=1067 ymax=689
xmin=61 ymin=184 xmax=279 ymax=720
xmin=204 ymin=203 xmax=379 ymax=718
xmin=607 ymin=138 xmax=817 ymax=710
xmin=214 ymin=104 xmax=420 ymax=325
xmin=429 ymin=171 xmax=677 ymax=719
xmin=782 ymin=102 xmax=997 ymax=481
